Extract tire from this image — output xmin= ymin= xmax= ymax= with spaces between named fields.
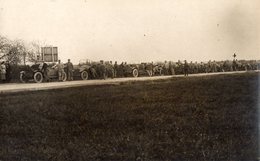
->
xmin=62 ymin=71 xmax=67 ymax=82
xmin=81 ymin=71 xmax=88 ymax=80
xmin=20 ymin=72 xmax=27 ymax=83
xmin=132 ymin=69 xmax=139 ymax=77
xmin=147 ymin=70 xmax=152 ymax=77
xmin=158 ymin=69 xmax=163 ymax=76
xmin=34 ymin=72 xmax=43 ymax=83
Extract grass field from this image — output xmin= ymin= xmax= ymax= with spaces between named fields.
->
xmin=0 ymin=72 xmax=259 ymax=161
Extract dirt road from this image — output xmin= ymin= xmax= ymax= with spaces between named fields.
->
xmin=0 ymin=70 xmax=258 ymax=93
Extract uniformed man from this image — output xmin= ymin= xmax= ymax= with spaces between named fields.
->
xmin=145 ymin=62 xmax=153 ymax=77
xmin=176 ymin=60 xmax=183 ymax=74
xmin=194 ymin=61 xmax=198 ymax=74
xmin=56 ymin=60 xmax=64 ymax=81
xmin=0 ymin=61 xmax=6 ymax=82
xmin=40 ymin=62 xmax=49 ymax=82
xmin=164 ymin=61 xmax=169 ymax=75
xmin=123 ymin=62 xmax=128 ymax=77
xmin=232 ymin=59 xmax=237 ymax=71
xmin=118 ymin=62 xmax=124 ymax=77
xmin=184 ymin=60 xmax=189 ymax=76
xmin=169 ymin=61 xmax=175 ymax=75
xmin=67 ymin=59 xmax=74 ymax=81
xmin=114 ymin=61 xmax=118 ymax=78
xmin=5 ymin=61 xmax=11 ymax=83
xmin=100 ymin=60 xmax=106 ymax=79
xmin=212 ymin=60 xmax=217 ymax=72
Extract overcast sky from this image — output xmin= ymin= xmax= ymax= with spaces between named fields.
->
xmin=0 ymin=0 xmax=259 ymax=63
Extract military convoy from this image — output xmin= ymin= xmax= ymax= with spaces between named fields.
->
xmin=18 ymin=59 xmax=260 ymax=83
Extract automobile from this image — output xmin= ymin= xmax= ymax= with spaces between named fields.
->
xmin=91 ymin=61 xmax=114 ymax=79
xmin=20 ymin=62 xmax=67 ymax=83
xmin=152 ymin=63 xmax=164 ymax=76
xmin=70 ymin=63 xmax=92 ymax=80
xmin=123 ymin=64 xmax=139 ymax=77
xmin=136 ymin=63 xmax=153 ymax=77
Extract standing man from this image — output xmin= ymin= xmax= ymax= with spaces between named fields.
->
xmin=169 ymin=61 xmax=175 ymax=75
xmin=164 ymin=61 xmax=169 ymax=75
xmin=67 ymin=59 xmax=74 ymax=81
xmin=56 ymin=60 xmax=64 ymax=81
xmin=114 ymin=61 xmax=118 ymax=78
xmin=41 ymin=62 xmax=49 ymax=82
xmin=5 ymin=61 xmax=11 ymax=83
xmin=100 ymin=60 xmax=106 ymax=79
xmin=1 ymin=61 xmax=6 ymax=82
xmin=145 ymin=62 xmax=153 ymax=77
xmin=118 ymin=62 xmax=124 ymax=77
xmin=184 ymin=60 xmax=189 ymax=76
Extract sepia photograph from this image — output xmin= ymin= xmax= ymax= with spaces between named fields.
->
xmin=0 ymin=0 xmax=259 ymax=160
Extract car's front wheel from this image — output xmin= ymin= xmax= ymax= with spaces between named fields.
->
xmin=81 ymin=71 xmax=88 ymax=80
xmin=62 ymin=71 xmax=67 ymax=81
xmin=34 ymin=72 xmax=43 ymax=83
xmin=20 ymin=72 xmax=27 ymax=83
xmin=132 ymin=69 xmax=139 ymax=77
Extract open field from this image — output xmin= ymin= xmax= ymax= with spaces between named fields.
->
xmin=0 ymin=72 xmax=259 ymax=160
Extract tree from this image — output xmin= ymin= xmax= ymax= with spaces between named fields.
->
xmin=0 ymin=35 xmax=44 ymax=64
xmin=0 ymin=35 xmax=12 ymax=60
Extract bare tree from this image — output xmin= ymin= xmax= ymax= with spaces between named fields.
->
xmin=0 ymin=35 xmax=45 ymax=64
xmin=0 ymin=35 xmax=12 ymax=60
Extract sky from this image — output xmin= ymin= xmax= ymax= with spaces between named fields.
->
xmin=0 ymin=0 xmax=259 ymax=63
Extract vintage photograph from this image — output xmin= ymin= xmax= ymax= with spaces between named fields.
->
xmin=0 ymin=0 xmax=259 ymax=160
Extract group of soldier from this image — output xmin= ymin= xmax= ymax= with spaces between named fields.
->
xmin=0 ymin=61 xmax=11 ymax=83
xmin=41 ymin=58 xmax=260 ymax=81
xmin=38 ymin=59 xmax=74 ymax=82
xmin=0 ymin=58 xmax=259 ymax=83
xmin=166 ymin=59 xmax=260 ymax=76
xmin=56 ymin=59 xmax=74 ymax=81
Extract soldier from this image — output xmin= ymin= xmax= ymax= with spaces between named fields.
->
xmin=145 ymin=62 xmax=153 ymax=77
xmin=100 ymin=60 xmax=106 ymax=79
xmin=117 ymin=62 xmax=124 ymax=77
xmin=189 ymin=61 xmax=194 ymax=74
xmin=123 ymin=62 xmax=128 ymax=77
xmin=206 ymin=60 xmax=210 ymax=73
xmin=184 ymin=60 xmax=189 ymax=76
xmin=106 ymin=61 xmax=115 ymax=78
xmin=114 ymin=61 xmax=118 ymax=78
xmin=39 ymin=62 xmax=49 ymax=82
xmin=67 ymin=59 xmax=74 ymax=81
xmin=56 ymin=60 xmax=64 ymax=81
xmin=5 ymin=61 xmax=11 ymax=83
xmin=0 ymin=61 xmax=6 ymax=82
xmin=212 ymin=60 xmax=217 ymax=72
xmin=194 ymin=61 xmax=198 ymax=74
xmin=232 ymin=59 xmax=237 ymax=71
xmin=164 ymin=60 xmax=169 ymax=75
xmin=176 ymin=60 xmax=183 ymax=74
xmin=169 ymin=61 xmax=175 ymax=75
xmin=90 ymin=65 xmax=98 ymax=79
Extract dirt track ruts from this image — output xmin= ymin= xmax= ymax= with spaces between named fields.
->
xmin=0 ymin=70 xmax=258 ymax=94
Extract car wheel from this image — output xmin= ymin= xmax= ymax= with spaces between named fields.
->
xmin=34 ymin=72 xmax=43 ymax=83
xmin=147 ymin=70 xmax=152 ymax=77
xmin=81 ymin=71 xmax=88 ymax=80
xmin=20 ymin=72 xmax=27 ymax=83
xmin=62 ymin=71 xmax=67 ymax=81
xmin=159 ymin=69 xmax=163 ymax=76
xmin=132 ymin=69 xmax=139 ymax=77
